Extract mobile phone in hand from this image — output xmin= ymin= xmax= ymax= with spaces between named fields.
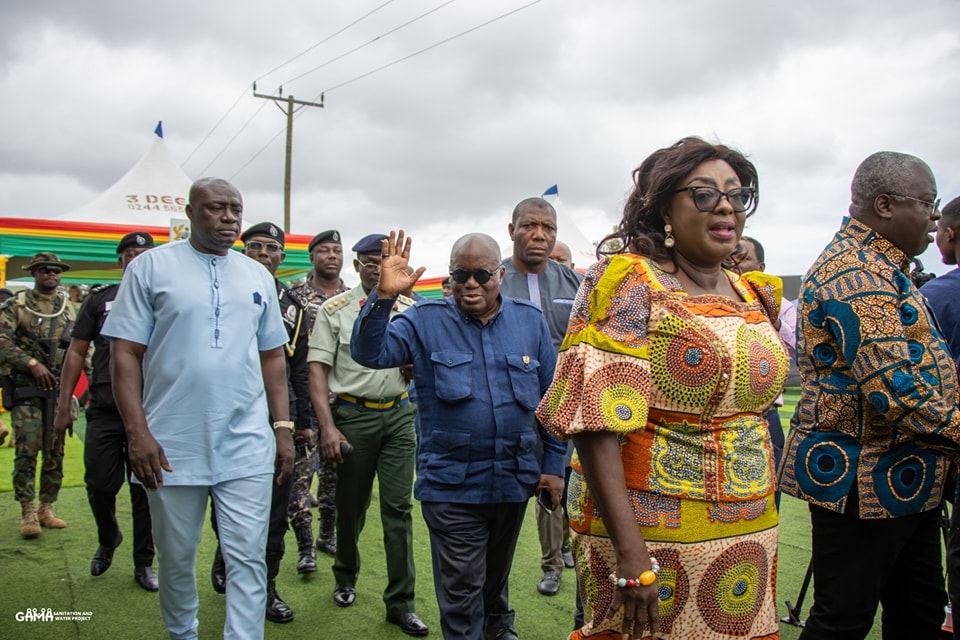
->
xmin=537 ymin=487 xmax=554 ymax=514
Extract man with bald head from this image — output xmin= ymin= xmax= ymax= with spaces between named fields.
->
xmin=779 ymin=154 xmax=960 ymax=638
xmin=549 ymin=241 xmax=574 ymax=270
xmin=104 ymin=178 xmax=294 ymax=640
xmin=352 ymin=231 xmax=565 ymax=640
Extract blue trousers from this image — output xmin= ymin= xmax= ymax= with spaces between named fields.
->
xmin=147 ymin=474 xmax=273 ymax=640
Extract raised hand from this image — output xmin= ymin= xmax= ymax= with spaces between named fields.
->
xmin=376 ymin=230 xmax=426 ymax=298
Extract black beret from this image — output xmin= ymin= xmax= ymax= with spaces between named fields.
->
xmin=352 ymin=233 xmax=388 ymax=255
xmin=240 ymin=222 xmax=284 ymax=246
xmin=116 ymin=231 xmax=155 ymax=254
xmin=309 ymin=230 xmax=341 ymax=252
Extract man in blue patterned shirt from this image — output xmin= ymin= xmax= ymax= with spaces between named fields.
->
xmin=779 ymin=152 xmax=960 ymax=639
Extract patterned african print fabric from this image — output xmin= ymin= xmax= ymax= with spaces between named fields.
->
xmin=537 ymin=254 xmax=788 ymax=639
xmin=779 ymin=217 xmax=960 ymax=519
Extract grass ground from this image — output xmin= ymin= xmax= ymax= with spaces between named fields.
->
xmin=0 ymin=391 xmax=887 ymax=638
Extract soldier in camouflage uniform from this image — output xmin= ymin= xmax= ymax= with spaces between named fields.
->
xmin=0 ymin=253 xmax=78 ymax=538
xmin=287 ymin=230 xmax=348 ymax=573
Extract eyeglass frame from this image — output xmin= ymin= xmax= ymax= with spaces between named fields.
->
xmin=886 ymin=193 xmax=941 ymax=213
xmin=244 ymin=240 xmax=284 ymax=253
xmin=449 ymin=268 xmax=497 ymax=285
xmin=356 ymin=259 xmax=383 ymax=271
xmin=672 ymin=185 xmax=757 ymax=213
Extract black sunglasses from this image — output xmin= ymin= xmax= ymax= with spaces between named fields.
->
xmin=673 ymin=186 xmax=756 ymax=213
xmin=449 ymin=268 xmax=497 ymax=285
xmin=36 ymin=266 xmax=62 ymax=275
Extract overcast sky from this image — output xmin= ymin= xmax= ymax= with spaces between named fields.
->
xmin=2 ymin=0 xmax=959 ymax=285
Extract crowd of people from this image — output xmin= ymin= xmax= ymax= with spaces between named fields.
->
xmin=1 ymin=138 xmax=959 ymax=640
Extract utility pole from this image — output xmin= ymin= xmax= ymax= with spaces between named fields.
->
xmin=252 ymin=82 xmax=324 ymax=233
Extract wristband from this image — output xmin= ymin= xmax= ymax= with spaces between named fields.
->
xmin=610 ymin=557 xmax=661 ymax=588
xmin=273 ymin=421 xmax=294 ymax=431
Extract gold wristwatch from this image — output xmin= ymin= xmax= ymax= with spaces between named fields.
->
xmin=27 ymin=358 xmax=38 ymax=368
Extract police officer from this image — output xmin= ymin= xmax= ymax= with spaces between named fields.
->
xmin=307 ymin=234 xmax=427 ymax=636
xmin=0 ymin=252 xmax=78 ymax=538
xmin=54 ymin=232 xmax=158 ymax=589
xmin=288 ymin=229 xmax=348 ymax=573
xmin=208 ymin=222 xmax=308 ymax=623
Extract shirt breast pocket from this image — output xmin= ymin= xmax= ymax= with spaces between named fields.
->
xmin=431 ymin=351 xmax=474 ymax=402
xmin=506 ymin=353 xmax=541 ymax=410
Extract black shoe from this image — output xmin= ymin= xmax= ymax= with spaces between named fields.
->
xmin=490 ymin=627 xmax=519 ymax=640
xmin=91 ymin=532 xmax=123 ymax=576
xmin=315 ymin=534 xmax=337 ymax=557
xmin=386 ymin=612 xmax=429 ymax=637
xmin=561 ymin=541 xmax=575 ymax=569
xmin=333 ymin=585 xmax=356 ymax=607
xmin=266 ymin=584 xmax=294 ymax=623
xmin=211 ymin=548 xmax=226 ymax=594
xmin=297 ymin=548 xmax=317 ymax=574
xmin=537 ymin=570 xmax=561 ymax=596
xmin=134 ymin=566 xmax=159 ymax=592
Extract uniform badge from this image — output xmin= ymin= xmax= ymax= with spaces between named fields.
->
xmin=270 ymin=225 xmax=279 ymax=237
xmin=136 ymin=234 xmax=146 ymax=246
xmin=332 ymin=231 xmax=340 ymax=243
xmin=285 ymin=304 xmax=297 ymax=323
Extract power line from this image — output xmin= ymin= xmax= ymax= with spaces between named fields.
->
xmin=181 ymin=85 xmax=248 ymax=167
xmin=280 ymin=0 xmax=460 ymax=88
xmin=314 ymin=0 xmax=546 ymax=97
xmin=230 ymin=0 xmax=548 ymax=180
xmin=185 ymin=1 xmax=396 ymax=171
xmin=198 ymin=100 xmax=269 ymax=176
xmin=255 ymin=0 xmax=400 ymax=83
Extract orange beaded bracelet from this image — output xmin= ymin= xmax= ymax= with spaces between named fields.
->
xmin=609 ymin=557 xmax=661 ymax=588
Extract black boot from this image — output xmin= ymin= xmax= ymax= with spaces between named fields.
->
xmin=211 ymin=545 xmax=226 ymax=594
xmin=315 ymin=512 xmax=336 ymax=557
xmin=266 ymin=558 xmax=294 ymax=623
xmin=295 ymin=523 xmax=317 ymax=574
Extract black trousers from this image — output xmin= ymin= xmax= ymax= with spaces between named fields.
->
xmin=421 ymin=501 xmax=527 ymax=640
xmin=211 ymin=465 xmax=292 ymax=564
xmin=764 ymin=406 xmax=784 ymax=510
xmin=947 ymin=480 xmax=960 ymax=640
xmin=83 ymin=404 xmax=155 ymax=567
xmin=801 ymin=503 xmax=949 ymax=640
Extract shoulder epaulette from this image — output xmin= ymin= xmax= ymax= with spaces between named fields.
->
xmin=90 ymin=283 xmax=116 ymax=294
xmin=322 ymin=294 xmax=352 ymax=315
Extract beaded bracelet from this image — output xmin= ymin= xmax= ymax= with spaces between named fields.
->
xmin=609 ymin=557 xmax=660 ymax=588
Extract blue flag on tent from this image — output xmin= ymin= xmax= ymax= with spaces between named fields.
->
xmin=542 ymin=184 xmax=559 ymax=197
xmin=154 ymin=121 xmax=163 ymax=138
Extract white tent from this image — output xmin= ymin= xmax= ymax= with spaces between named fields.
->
xmin=57 ymin=131 xmax=192 ymax=225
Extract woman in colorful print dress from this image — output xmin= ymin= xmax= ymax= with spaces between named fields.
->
xmin=537 ymin=137 xmax=788 ymax=640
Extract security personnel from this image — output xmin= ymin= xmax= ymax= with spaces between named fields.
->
xmin=0 ymin=252 xmax=78 ymax=538
xmin=208 ymin=221 xmax=308 ymax=623
xmin=307 ymin=233 xmax=428 ymax=637
xmin=288 ymin=229 xmax=348 ymax=572
xmin=54 ymin=232 xmax=158 ymax=590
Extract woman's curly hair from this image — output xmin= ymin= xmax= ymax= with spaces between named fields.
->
xmin=598 ymin=137 xmax=759 ymax=261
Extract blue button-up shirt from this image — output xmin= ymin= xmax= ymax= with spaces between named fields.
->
xmin=351 ymin=292 xmax=564 ymax=504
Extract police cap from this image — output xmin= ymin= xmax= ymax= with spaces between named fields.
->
xmin=352 ymin=233 xmax=388 ymax=255
xmin=309 ymin=230 xmax=341 ymax=252
xmin=241 ymin=222 xmax=284 ymax=246
xmin=116 ymin=231 xmax=155 ymax=254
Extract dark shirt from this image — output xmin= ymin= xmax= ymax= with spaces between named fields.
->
xmin=922 ymin=268 xmax=960 ymax=367
xmin=501 ymin=258 xmax=583 ymax=351
xmin=72 ymin=283 xmax=118 ymax=408
xmin=351 ymin=293 xmax=564 ymax=504
xmin=278 ymin=279 xmax=309 ymax=426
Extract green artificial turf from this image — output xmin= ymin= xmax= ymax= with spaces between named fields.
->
xmin=0 ymin=396 xmax=891 ymax=639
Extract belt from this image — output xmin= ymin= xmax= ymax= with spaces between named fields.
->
xmin=334 ymin=392 xmax=409 ymax=412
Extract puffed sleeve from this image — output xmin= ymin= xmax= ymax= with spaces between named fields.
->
xmin=536 ymin=255 xmax=653 ymax=439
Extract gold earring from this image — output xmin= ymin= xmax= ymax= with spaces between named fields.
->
xmin=664 ymin=223 xmax=675 ymax=248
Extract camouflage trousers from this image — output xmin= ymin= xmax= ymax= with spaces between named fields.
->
xmin=12 ymin=401 xmax=63 ymax=504
xmin=287 ymin=444 xmax=337 ymax=529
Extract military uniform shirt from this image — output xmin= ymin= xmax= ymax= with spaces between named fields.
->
xmin=0 ymin=289 xmax=77 ymax=379
xmin=307 ymin=286 xmax=410 ymax=399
